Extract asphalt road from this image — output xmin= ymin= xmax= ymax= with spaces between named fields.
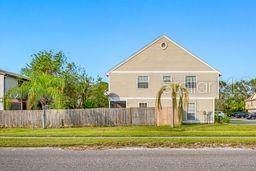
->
xmin=230 ymin=118 xmax=256 ymax=124
xmin=1 ymin=148 xmax=256 ymax=171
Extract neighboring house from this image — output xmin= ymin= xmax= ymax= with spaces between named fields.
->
xmin=246 ymin=93 xmax=256 ymax=113
xmin=107 ymin=35 xmax=221 ymax=123
xmin=0 ymin=69 xmax=29 ymax=110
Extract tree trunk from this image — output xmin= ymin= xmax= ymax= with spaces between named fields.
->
xmin=172 ymin=108 xmax=175 ymax=128
xmin=42 ymin=105 xmax=47 ymax=129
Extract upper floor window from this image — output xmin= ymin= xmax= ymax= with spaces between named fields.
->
xmin=163 ymin=75 xmax=171 ymax=84
xmin=185 ymin=76 xmax=196 ymax=89
xmin=138 ymin=76 xmax=149 ymax=88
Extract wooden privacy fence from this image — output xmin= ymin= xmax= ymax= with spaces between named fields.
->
xmin=0 ymin=108 xmax=159 ymax=128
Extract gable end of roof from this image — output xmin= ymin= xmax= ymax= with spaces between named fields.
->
xmin=107 ymin=35 xmax=221 ymax=76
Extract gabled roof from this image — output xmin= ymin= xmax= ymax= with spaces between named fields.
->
xmin=247 ymin=93 xmax=256 ymax=101
xmin=0 ymin=69 xmax=29 ymax=80
xmin=107 ymin=35 xmax=221 ymax=75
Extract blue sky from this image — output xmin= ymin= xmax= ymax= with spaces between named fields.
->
xmin=0 ymin=0 xmax=255 ymax=81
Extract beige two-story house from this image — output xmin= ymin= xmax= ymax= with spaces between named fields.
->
xmin=107 ymin=35 xmax=221 ymax=123
xmin=246 ymin=93 xmax=256 ymax=113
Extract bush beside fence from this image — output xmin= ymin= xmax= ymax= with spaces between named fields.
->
xmin=0 ymin=108 xmax=156 ymax=128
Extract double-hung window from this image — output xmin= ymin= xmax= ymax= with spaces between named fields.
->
xmin=163 ymin=75 xmax=171 ymax=84
xmin=185 ymin=76 xmax=196 ymax=89
xmin=138 ymin=76 xmax=149 ymax=88
xmin=187 ymin=103 xmax=196 ymax=120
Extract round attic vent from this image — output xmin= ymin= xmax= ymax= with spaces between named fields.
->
xmin=160 ymin=42 xmax=168 ymax=49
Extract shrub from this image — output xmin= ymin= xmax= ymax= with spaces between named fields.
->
xmin=215 ymin=114 xmax=230 ymax=124
xmin=222 ymin=115 xmax=231 ymax=123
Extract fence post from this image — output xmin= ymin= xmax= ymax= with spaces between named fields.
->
xmin=104 ymin=108 xmax=107 ymax=125
xmin=42 ymin=105 xmax=47 ymax=129
xmin=129 ymin=108 xmax=132 ymax=125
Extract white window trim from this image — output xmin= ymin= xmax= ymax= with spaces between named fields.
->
xmin=162 ymin=75 xmax=172 ymax=84
xmin=137 ymin=75 xmax=150 ymax=89
xmin=184 ymin=75 xmax=197 ymax=89
xmin=186 ymin=102 xmax=197 ymax=121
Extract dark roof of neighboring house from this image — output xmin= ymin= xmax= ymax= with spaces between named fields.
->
xmin=0 ymin=69 xmax=29 ymax=80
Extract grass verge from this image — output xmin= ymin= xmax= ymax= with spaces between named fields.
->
xmin=2 ymin=124 xmax=256 ymax=148
xmin=2 ymin=125 xmax=256 ymax=137
xmin=1 ymin=137 xmax=256 ymax=148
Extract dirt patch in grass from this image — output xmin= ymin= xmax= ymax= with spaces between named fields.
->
xmin=63 ymin=143 xmax=256 ymax=151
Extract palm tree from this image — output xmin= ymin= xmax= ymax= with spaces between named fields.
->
xmin=5 ymin=73 xmax=65 ymax=110
xmin=156 ymin=83 xmax=189 ymax=126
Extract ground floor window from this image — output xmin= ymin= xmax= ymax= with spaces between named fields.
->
xmin=110 ymin=101 xmax=126 ymax=108
xmin=139 ymin=103 xmax=147 ymax=108
xmin=187 ymin=103 xmax=196 ymax=120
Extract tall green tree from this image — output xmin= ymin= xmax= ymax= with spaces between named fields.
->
xmin=6 ymin=51 xmax=67 ymax=109
xmin=84 ymin=77 xmax=108 ymax=108
xmin=62 ymin=63 xmax=92 ymax=109
xmin=22 ymin=51 xmax=66 ymax=76
xmin=6 ymin=73 xmax=65 ymax=109
xmin=6 ymin=50 xmax=109 ymax=109
xmin=250 ymin=79 xmax=256 ymax=93
xmin=216 ymin=79 xmax=254 ymax=114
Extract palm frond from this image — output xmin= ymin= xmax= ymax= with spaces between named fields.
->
xmin=5 ymin=72 xmax=66 ymax=110
xmin=156 ymin=85 xmax=168 ymax=110
xmin=156 ymin=83 xmax=189 ymax=126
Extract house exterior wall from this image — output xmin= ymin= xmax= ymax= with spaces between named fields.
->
xmin=0 ymin=75 xmax=20 ymax=110
xmin=4 ymin=76 xmax=19 ymax=94
xmin=108 ymin=35 xmax=220 ymax=123
xmin=0 ymin=75 xmax=4 ymax=110
xmin=126 ymin=98 xmax=214 ymax=123
xmin=245 ymin=94 xmax=256 ymax=113
xmin=109 ymin=72 xmax=216 ymax=123
xmin=109 ymin=72 xmax=219 ymax=100
xmin=246 ymin=100 xmax=256 ymax=113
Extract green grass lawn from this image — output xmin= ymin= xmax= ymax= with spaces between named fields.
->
xmin=1 ymin=124 xmax=256 ymax=137
xmin=2 ymin=137 xmax=256 ymax=148
xmin=1 ymin=124 xmax=256 ymax=148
